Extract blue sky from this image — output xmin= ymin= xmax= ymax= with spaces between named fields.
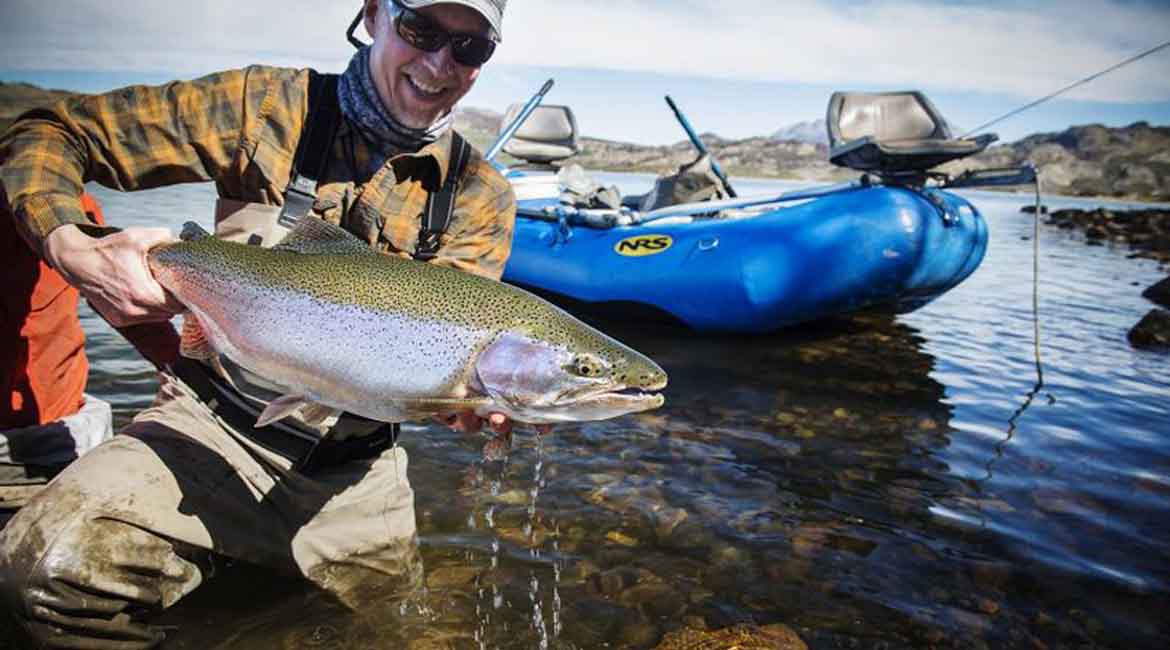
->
xmin=2 ymin=0 xmax=1169 ymax=145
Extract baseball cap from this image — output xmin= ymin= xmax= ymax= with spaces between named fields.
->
xmin=398 ymin=0 xmax=506 ymax=41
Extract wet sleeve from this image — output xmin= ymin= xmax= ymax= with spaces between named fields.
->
xmin=0 ymin=67 xmax=277 ymax=255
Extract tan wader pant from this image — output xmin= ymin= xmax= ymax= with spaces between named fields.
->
xmin=0 ymin=372 xmax=421 ymax=649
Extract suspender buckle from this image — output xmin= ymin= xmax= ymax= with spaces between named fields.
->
xmin=415 ymin=229 xmax=441 ymax=261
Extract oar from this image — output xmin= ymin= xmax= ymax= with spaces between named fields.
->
xmin=664 ymin=95 xmax=737 ymax=198
xmin=485 ymin=78 xmax=555 ymax=162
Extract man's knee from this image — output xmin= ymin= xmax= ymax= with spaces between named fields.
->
xmin=1 ymin=516 xmax=202 ymax=649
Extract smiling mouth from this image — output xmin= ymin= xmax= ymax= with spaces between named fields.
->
xmin=405 ymin=73 xmax=447 ymax=98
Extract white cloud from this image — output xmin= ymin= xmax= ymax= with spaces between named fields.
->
xmin=2 ymin=0 xmax=1168 ymax=103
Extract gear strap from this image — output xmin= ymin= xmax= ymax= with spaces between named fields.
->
xmin=415 ymin=131 xmax=471 ymax=261
xmin=278 ymin=71 xmax=340 ymax=231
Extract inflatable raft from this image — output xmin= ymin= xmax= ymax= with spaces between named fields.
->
xmin=493 ymin=90 xmax=1034 ymax=333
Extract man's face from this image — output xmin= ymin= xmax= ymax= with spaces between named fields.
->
xmin=364 ymin=0 xmax=487 ymax=129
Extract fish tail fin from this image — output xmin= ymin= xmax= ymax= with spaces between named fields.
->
xmin=180 ymin=221 xmax=213 ymax=242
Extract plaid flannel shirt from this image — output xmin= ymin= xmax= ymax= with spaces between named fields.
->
xmin=0 ymin=65 xmax=515 ymax=279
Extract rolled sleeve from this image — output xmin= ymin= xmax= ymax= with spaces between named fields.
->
xmin=0 ymin=66 xmax=288 ymax=255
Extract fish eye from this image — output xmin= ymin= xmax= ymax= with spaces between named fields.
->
xmin=567 ymin=354 xmax=607 ymax=378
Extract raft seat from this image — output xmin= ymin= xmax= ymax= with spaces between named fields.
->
xmin=500 ymin=103 xmax=580 ymax=169
xmin=826 ymin=91 xmax=997 ymax=173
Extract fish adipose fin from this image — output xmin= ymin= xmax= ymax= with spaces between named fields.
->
xmin=256 ymin=394 xmax=340 ymax=428
xmin=272 ymin=216 xmax=377 ymax=256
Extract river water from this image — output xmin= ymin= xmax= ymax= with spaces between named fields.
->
xmin=60 ymin=175 xmax=1170 ymax=648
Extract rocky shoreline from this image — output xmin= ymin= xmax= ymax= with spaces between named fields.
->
xmin=1027 ymin=205 xmax=1170 ymax=349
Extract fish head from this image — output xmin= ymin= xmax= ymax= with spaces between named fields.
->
xmin=474 ymin=328 xmax=667 ymax=424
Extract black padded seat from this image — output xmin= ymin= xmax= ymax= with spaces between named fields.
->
xmin=500 ymin=104 xmax=580 ymax=165
xmin=826 ymin=91 xmax=997 ymax=173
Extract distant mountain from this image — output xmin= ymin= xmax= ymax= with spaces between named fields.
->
xmin=938 ymin=122 xmax=1170 ymax=201
xmin=772 ymin=119 xmax=828 ymax=145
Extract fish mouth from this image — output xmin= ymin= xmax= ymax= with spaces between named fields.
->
xmin=556 ymin=382 xmax=664 ymax=409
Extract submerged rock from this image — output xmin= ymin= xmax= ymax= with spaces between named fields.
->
xmin=652 ymin=623 xmax=807 ymax=650
xmin=1128 ymin=308 xmax=1170 ymax=349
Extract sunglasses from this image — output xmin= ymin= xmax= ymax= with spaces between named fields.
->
xmin=388 ymin=0 xmax=497 ymax=68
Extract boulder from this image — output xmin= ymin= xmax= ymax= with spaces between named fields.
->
xmin=1128 ymin=309 xmax=1170 ymax=350
xmin=1143 ymin=276 xmax=1170 ymax=309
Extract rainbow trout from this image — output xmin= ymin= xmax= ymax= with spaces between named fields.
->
xmin=146 ymin=217 xmax=667 ymax=427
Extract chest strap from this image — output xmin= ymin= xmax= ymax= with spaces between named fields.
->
xmin=279 ymin=71 xmax=472 ymax=261
xmin=278 ymin=71 xmax=340 ymax=231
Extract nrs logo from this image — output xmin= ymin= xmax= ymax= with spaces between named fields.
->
xmin=614 ymin=234 xmax=673 ymax=257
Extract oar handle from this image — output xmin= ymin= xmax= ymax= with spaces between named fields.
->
xmin=664 ymin=95 xmax=737 ymax=198
xmin=485 ymin=78 xmax=555 ymax=162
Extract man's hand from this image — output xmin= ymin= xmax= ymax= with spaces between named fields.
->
xmin=44 ymin=224 xmax=185 ymax=327
xmin=435 ymin=411 xmax=513 ymax=436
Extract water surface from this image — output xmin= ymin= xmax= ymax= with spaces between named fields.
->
xmin=49 ymin=176 xmax=1170 ymax=648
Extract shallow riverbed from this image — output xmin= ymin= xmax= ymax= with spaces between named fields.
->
xmin=22 ymin=175 xmax=1170 ymax=649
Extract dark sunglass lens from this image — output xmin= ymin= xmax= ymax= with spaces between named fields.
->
xmin=396 ymin=9 xmax=445 ymax=51
xmin=452 ymin=37 xmax=496 ymax=66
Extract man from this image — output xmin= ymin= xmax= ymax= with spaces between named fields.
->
xmin=0 ymin=1 xmax=514 ymax=647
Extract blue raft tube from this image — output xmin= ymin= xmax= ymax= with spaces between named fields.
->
xmin=491 ymin=90 xmax=1037 ymax=333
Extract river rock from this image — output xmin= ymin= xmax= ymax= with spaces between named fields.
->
xmin=619 ymin=582 xmax=687 ymax=619
xmin=1128 ymin=308 xmax=1170 ymax=349
xmin=426 ymin=565 xmax=482 ymax=590
xmin=587 ymin=566 xmax=641 ymax=598
xmin=1045 ymin=208 xmax=1170 ymax=262
xmin=1142 ymin=276 xmax=1170 ymax=308
xmin=617 ymin=619 xmax=662 ymax=648
xmin=652 ymin=623 xmax=807 ymax=650
xmin=648 ymin=506 xmax=689 ymax=541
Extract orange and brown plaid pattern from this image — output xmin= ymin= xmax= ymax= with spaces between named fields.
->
xmin=0 ymin=65 xmax=514 ymax=279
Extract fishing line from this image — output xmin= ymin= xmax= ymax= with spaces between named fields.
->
xmin=961 ymin=39 xmax=1170 ymax=138
xmin=979 ymin=174 xmax=1046 ymax=488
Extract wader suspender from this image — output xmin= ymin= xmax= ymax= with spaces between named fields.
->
xmin=279 ymin=71 xmax=473 ymax=261
xmin=278 ymin=71 xmax=341 ymax=231
xmin=416 ymin=133 xmax=471 ymax=260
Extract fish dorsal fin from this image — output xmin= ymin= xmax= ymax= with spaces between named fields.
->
xmin=180 ymin=221 xmax=213 ymax=242
xmin=272 ymin=216 xmax=375 ymax=256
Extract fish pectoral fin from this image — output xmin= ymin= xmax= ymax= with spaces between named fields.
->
xmin=256 ymin=394 xmax=317 ymax=428
xmin=179 ymin=315 xmax=216 ymax=361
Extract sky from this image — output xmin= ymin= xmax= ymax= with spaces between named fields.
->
xmin=2 ymin=0 xmax=1169 ymax=145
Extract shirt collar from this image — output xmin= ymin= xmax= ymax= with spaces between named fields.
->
xmin=388 ymin=129 xmax=454 ymax=190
